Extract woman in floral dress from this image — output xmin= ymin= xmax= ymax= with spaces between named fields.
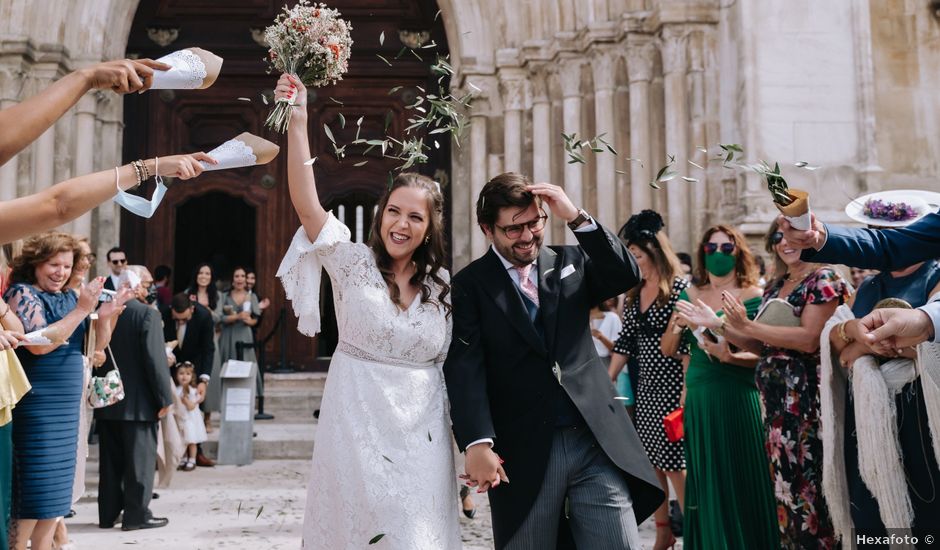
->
xmin=678 ymin=219 xmax=848 ymax=549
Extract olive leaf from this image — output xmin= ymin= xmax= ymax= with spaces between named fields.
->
xmin=369 ymin=534 xmax=386 ymax=545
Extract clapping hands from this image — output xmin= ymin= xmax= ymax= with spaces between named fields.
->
xmin=675 ymin=299 xmax=721 ymax=331
xmin=720 ymin=291 xmax=751 ymax=330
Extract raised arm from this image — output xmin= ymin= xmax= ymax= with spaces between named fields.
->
xmin=0 ymin=59 xmax=170 ymax=166
xmin=0 ymin=153 xmax=214 ymax=244
xmin=274 ymin=74 xmax=329 ymax=242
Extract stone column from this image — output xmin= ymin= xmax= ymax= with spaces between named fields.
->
xmin=499 ymin=70 xmax=526 ymax=174
xmin=661 ymin=28 xmax=691 ymax=252
xmin=71 ymin=93 xmax=97 ymax=237
xmin=0 ymin=65 xmax=20 ymax=203
xmin=469 ymin=96 xmax=490 ymax=258
xmin=530 ymin=68 xmax=553 ymax=245
xmin=591 ymin=48 xmax=618 ymax=228
xmin=626 ymin=38 xmax=655 ymax=214
xmin=558 ymin=58 xmax=584 ymax=245
xmin=94 ymin=94 xmax=123 ymax=257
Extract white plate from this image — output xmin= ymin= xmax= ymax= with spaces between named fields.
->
xmin=844 ymin=189 xmax=939 ymax=227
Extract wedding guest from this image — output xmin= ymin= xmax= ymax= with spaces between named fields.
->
xmin=245 ymin=267 xmax=270 ymax=339
xmin=185 ymin=263 xmax=222 ymax=440
xmin=0 ymin=58 xmax=169 ymax=166
xmin=0 ymin=154 xmax=214 ymax=245
xmin=153 ymin=265 xmax=172 ymax=311
xmin=218 ymin=267 xmax=261 ymax=396
xmin=173 ymin=362 xmax=207 ymax=471
xmin=0 ymin=244 xmax=27 ymax=550
xmin=849 ymin=266 xmax=877 ymax=290
xmin=676 ymin=252 xmax=694 ymax=283
xmin=591 ymin=297 xmax=621 ymax=371
xmin=3 ymin=233 xmax=111 ymax=549
xmin=823 ymin=196 xmax=940 ymax=544
xmin=608 ymin=210 xmax=688 ymax=550
xmin=678 ymin=220 xmax=849 ymax=548
xmin=95 ymin=266 xmax=175 ymax=532
xmin=663 ymin=225 xmax=777 ymax=549
xmin=104 ymin=247 xmax=127 ymax=291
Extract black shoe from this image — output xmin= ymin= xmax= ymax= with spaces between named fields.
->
xmin=98 ymin=522 xmax=115 ymax=529
xmin=122 ymin=517 xmax=169 ymax=531
xmin=459 ymin=485 xmax=476 ymax=519
xmin=152 ymin=492 xmax=160 ymax=499
xmin=65 ymin=509 xmax=76 ymax=518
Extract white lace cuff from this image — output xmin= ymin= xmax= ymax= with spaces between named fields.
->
xmin=276 ymin=214 xmax=351 ymax=336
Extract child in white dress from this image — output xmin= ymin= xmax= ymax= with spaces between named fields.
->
xmin=175 ymin=362 xmax=207 ymax=471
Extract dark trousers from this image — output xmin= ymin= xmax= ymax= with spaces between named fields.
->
xmin=96 ymin=420 xmax=158 ymax=526
xmin=1 ymin=422 xmax=11 ymax=549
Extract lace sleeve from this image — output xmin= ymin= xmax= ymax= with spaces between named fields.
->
xmin=4 ymin=284 xmax=47 ymax=333
xmin=276 ymin=213 xmax=352 ymax=336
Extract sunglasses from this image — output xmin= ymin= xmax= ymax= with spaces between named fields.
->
xmin=111 ymin=258 xmax=127 ymax=265
xmin=703 ymin=242 xmax=735 ymax=255
xmin=770 ymin=231 xmax=784 ymax=245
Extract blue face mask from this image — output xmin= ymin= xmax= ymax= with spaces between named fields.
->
xmin=112 ymin=166 xmax=167 ymax=218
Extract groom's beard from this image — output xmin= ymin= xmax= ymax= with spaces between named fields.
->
xmin=494 ymin=233 xmax=543 ymax=266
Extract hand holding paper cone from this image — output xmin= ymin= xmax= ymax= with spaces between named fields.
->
xmin=199 ymin=133 xmax=280 ymax=171
xmin=151 ymin=47 xmax=223 ymax=90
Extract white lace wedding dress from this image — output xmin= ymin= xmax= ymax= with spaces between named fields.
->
xmin=277 ymin=214 xmax=461 ymax=550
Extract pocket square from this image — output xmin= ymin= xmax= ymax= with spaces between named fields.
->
xmin=559 ymin=265 xmax=577 ymax=280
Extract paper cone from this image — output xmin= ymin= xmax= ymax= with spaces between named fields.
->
xmin=200 ymin=132 xmax=280 ymax=171
xmin=151 ymin=47 xmax=223 ymax=90
xmin=774 ymin=188 xmax=812 ymax=230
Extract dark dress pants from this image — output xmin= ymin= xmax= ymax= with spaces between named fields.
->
xmin=96 ymin=420 xmax=158 ymax=526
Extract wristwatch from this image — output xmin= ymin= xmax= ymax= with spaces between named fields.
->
xmin=567 ymin=209 xmax=590 ymax=230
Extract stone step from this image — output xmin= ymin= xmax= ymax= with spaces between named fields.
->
xmin=204 ymin=421 xmax=316 ymax=460
xmin=261 ymin=372 xmax=327 ymax=392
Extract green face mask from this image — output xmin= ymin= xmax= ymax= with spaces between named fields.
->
xmin=704 ymin=252 xmax=736 ymax=277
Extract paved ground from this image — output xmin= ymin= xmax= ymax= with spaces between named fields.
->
xmin=67 ymin=458 xmax=679 ymax=549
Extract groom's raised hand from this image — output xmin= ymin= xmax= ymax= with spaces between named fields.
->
xmin=463 ymin=444 xmax=509 ymax=493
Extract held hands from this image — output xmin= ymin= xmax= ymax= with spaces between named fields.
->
xmin=525 ymin=183 xmax=579 ymax=224
xmin=259 ymin=298 xmax=271 ymax=311
xmin=81 ymin=58 xmax=171 ymax=94
xmin=776 ymin=213 xmax=827 ymax=251
xmin=462 ymin=444 xmax=509 ymax=493
xmin=857 ymin=308 xmax=933 ymax=354
xmin=274 ymin=74 xmax=307 ymax=108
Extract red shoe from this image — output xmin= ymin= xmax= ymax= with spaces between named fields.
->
xmin=653 ymin=520 xmax=677 ymax=550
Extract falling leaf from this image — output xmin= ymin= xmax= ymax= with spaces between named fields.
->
xmin=338 ymin=113 xmax=346 ymax=128
xmin=696 ymin=146 xmax=708 ymax=153
xmin=434 ymin=9 xmax=441 ymax=20
xmin=428 ymin=431 xmax=432 ymax=442
xmin=681 ymin=176 xmax=699 ymax=182
xmin=323 ymin=124 xmax=336 ymax=144
xmin=255 ymin=505 xmax=264 ymax=520
xmin=649 ymin=181 xmax=662 ymax=189
xmin=387 ymin=86 xmax=403 ymax=95
xmin=236 ymin=97 xmax=251 ymax=102
xmin=379 ymin=31 xmax=385 ymax=46
xmin=369 ymin=534 xmax=386 ymax=545
xmin=382 ymin=455 xmax=394 ymax=463
xmin=376 ymin=54 xmax=392 ymax=67
xmin=261 ymin=94 xmax=269 ymax=105
xmin=353 ymin=160 xmax=368 ymax=167
xmin=467 ymin=81 xmax=482 ymax=93
xmin=304 ymin=157 xmax=318 ymax=165
xmin=237 ymin=501 xmax=242 ymax=517
xmin=615 ymin=169 xmax=627 ymax=175
xmin=329 ymin=97 xmax=344 ymax=105
xmin=356 ymin=116 xmax=364 ymax=127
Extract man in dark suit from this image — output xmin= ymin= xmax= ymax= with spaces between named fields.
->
xmin=444 ymin=173 xmax=663 ymax=549
xmin=95 ymin=266 xmax=175 ymax=531
xmin=781 ymin=210 xmax=940 ymax=351
xmin=103 ymin=247 xmax=127 ymax=291
xmin=163 ymin=292 xmax=216 ymax=466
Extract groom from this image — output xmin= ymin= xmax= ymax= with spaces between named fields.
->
xmin=444 ymin=173 xmax=663 ymax=549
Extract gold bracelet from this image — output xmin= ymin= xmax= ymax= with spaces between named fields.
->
xmin=713 ymin=317 xmax=726 ymax=336
xmin=130 ymin=161 xmax=143 ymax=185
xmin=837 ymin=321 xmax=854 ymax=345
xmin=138 ymin=158 xmax=150 ymax=180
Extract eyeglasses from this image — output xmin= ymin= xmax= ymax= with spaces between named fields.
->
xmin=111 ymin=258 xmax=127 ymax=265
xmin=769 ymin=231 xmax=784 ymax=245
xmin=495 ymin=213 xmax=548 ymax=240
xmin=703 ymin=242 xmax=736 ymax=255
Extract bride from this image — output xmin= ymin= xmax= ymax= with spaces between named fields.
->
xmin=273 ymin=74 xmax=461 ymax=549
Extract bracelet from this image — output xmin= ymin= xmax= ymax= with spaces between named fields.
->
xmin=130 ymin=161 xmax=143 ymax=185
xmin=837 ymin=321 xmax=854 ymax=345
xmin=713 ymin=317 xmax=726 ymax=337
xmin=138 ymin=158 xmax=150 ymax=180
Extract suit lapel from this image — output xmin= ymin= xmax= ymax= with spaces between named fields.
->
xmin=476 ymin=249 xmax=547 ymax=356
xmin=537 ymin=246 xmax=563 ymax=355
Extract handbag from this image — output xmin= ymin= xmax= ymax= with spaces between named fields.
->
xmin=663 ymin=407 xmax=684 ymax=442
xmin=87 ymin=316 xmax=125 ymax=408
xmin=754 ymin=298 xmax=800 ymax=327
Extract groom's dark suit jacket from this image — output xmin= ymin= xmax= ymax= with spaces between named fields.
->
xmin=444 ymin=224 xmax=664 ymax=547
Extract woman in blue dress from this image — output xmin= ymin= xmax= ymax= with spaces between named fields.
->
xmin=2 ymin=232 xmax=109 ymax=549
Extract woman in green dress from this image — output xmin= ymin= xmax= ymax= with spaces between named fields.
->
xmin=663 ymin=224 xmax=778 ymax=549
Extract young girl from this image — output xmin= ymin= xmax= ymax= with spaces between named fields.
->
xmin=175 ymin=362 xmax=207 ymax=471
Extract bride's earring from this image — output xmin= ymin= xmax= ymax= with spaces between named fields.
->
xmin=424 ymin=235 xmax=431 ymax=245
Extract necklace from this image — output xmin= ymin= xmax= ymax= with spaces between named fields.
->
xmin=785 ymin=268 xmax=812 ymax=283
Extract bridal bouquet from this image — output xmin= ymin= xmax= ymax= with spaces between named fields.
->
xmin=263 ymin=1 xmax=353 ymax=133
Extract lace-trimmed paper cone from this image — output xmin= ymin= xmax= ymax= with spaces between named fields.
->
xmin=774 ymin=188 xmax=812 ymax=230
xmin=199 ymin=133 xmax=279 ymax=171
xmin=151 ymin=47 xmax=223 ymax=90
